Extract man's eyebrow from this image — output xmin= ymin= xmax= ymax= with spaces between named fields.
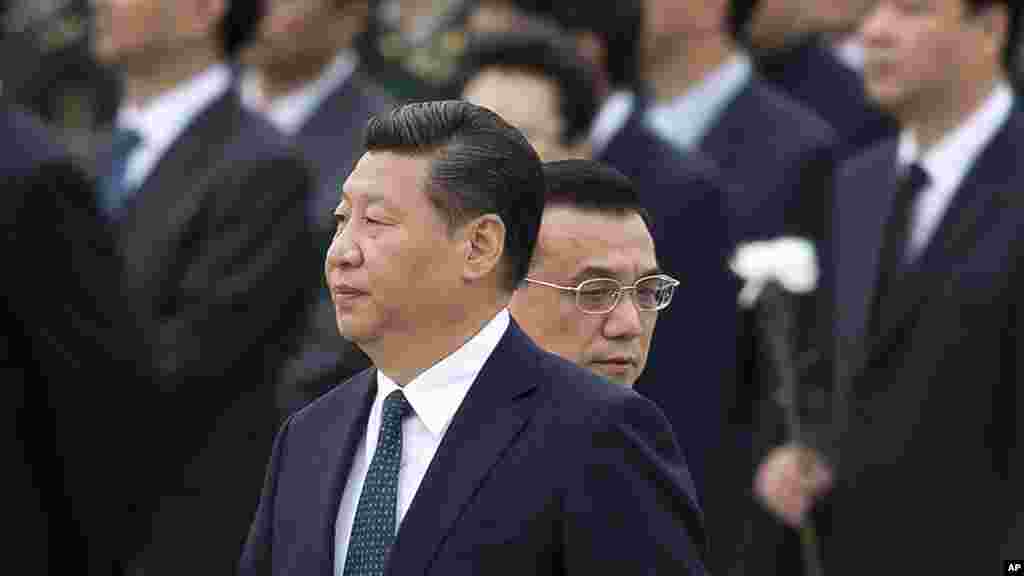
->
xmin=569 ymin=266 xmax=620 ymax=284
xmin=569 ymin=266 xmax=667 ymax=285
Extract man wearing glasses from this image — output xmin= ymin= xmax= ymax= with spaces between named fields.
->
xmin=511 ymin=159 xmax=678 ymax=388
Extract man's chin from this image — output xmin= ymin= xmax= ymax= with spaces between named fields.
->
xmin=590 ymin=364 xmax=636 ymax=388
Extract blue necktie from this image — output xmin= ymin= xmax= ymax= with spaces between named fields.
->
xmin=98 ymin=128 xmax=143 ymax=217
xmin=343 ymin=390 xmax=411 ymax=576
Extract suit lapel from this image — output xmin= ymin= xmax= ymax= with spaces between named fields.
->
xmin=833 ymin=141 xmax=900 ymax=393
xmin=865 ymin=109 xmax=1021 ymax=372
xmin=386 ymin=322 xmax=541 ymax=575
xmin=700 ymin=82 xmax=751 ymax=178
xmin=321 ymin=370 xmax=377 ymax=574
xmin=114 ymin=92 xmax=240 ymax=298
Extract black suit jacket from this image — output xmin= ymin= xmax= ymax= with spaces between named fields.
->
xmin=698 ymin=75 xmax=837 ymax=245
xmin=274 ymin=70 xmax=395 ymax=415
xmin=821 ymin=109 xmax=1024 ymax=572
xmin=101 ymin=90 xmax=318 ymax=575
xmin=598 ymin=112 xmax=734 ymax=505
xmin=241 ymin=321 xmax=707 ymax=575
xmin=2 ymin=104 xmax=158 ymax=575
xmin=754 ymin=37 xmax=897 ymax=159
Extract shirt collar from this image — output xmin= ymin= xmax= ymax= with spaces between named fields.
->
xmin=239 ymin=49 xmax=358 ymax=135
xmin=645 ymin=52 xmax=753 ymax=151
xmin=375 ymin=309 xmax=510 ymax=438
xmin=833 ymin=37 xmax=865 ymax=72
xmin=897 ymin=81 xmax=1014 ymax=188
xmin=589 ymin=90 xmax=636 ymax=156
xmin=116 ymin=63 xmax=232 ymax=152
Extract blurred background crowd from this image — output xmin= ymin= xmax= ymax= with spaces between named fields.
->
xmin=4 ymin=0 xmax=1021 ymax=574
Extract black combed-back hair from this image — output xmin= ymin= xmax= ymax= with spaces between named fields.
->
xmin=365 ymin=100 xmax=546 ymax=291
xmin=965 ymin=0 xmax=1021 ymax=74
xmin=542 ymin=159 xmax=651 ymax=231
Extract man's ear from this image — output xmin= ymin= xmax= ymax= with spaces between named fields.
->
xmin=574 ymin=30 xmax=610 ymax=99
xmin=183 ymin=0 xmax=227 ymax=39
xmin=461 ymin=213 xmax=506 ymax=283
xmin=973 ymin=3 xmax=1009 ymax=63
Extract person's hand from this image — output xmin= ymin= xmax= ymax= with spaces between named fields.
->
xmin=754 ymin=443 xmax=833 ymax=528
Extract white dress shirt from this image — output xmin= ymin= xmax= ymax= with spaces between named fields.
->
xmin=645 ymin=53 xmax=753 ymax=151
xmin=833 ymin=37 xmax=866 ymax=73
xmin=115 ymin=63 xmax=232 ymax=190
xmin=239 ymin=49 xmax=358 ymax=136
xmin=334 ymin=309 xmax=511 ymax=574
xmin=588 ymin=90 xmax=635 ymax=157
xmin=896 ymin=81 xmax=1013 ymax=259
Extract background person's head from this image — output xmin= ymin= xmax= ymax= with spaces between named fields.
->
xmin=326 ymin=101 xmax=545 ymax=376
xmin=92 ymin=0 xmax=260 ymax=70
xmin=456 ymin=28 xmax=597 ymax=161
xmin=240 ymin=0 xmax=370 ymax=82
xmin=859 ymin=0 xmax=1018 ymax=129
xmin=510 ymin=159 xmax=671 ymax=387
xmin=742 ymin=0 xmax=875 ymax=50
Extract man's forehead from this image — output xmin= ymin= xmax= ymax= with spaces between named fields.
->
xmin=341 ymin=151 xmax=431 ymax=201
xmin=537 ymin=206 xmax=658 ymax=277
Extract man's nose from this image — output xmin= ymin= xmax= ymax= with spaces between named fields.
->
xmin=602 ymin=290 xmax=645 ymax=339
xmin=858 ymin=1 xmax=894 ymax=46
xmin=325 ymin=224 xmax=363 ymax=270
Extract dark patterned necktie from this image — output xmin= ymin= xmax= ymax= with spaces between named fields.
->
xmin=98 ymin=127 xmax=143 ymax=217
xmin=870 ymin=162 xmax=930 ymax=339
xmin=343 ymin=390 xmax=411 ymax=576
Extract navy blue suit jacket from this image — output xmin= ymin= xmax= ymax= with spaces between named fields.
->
xmin=98 ymin=89 xmax=318 ymax=575
xmin=755 ymin=37 xmax=897 ymax=159
xmin=3 ymin=104 xmax=159 ymax=574
xmin=240 ymin=321 xmax=707 ymax=575
xmin=599 ymin=112 xmax=734 ymax=505
xmin=699 ymin=76 xmax=837 ymax=246
xmin=820 ymin=108 xmax=1024 ymax=572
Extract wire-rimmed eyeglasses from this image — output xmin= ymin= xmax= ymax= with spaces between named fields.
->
xmin=523 ymin=274 xmax=680 ymax=315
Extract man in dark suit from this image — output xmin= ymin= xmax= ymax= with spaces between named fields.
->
xmin=90 ymin=1 xmax=316 ymax=573
xmin=743 ymin=0 xmax=898 ymax=157
xmin=756 ymin=0 xmax=1023 ymax=572
xmin=455 ymin=28 xmax=733 ymax=504
xmin=2 ymin=102 xmax=160 ymax=574
xmin=238 ymin=0 xmax=396 ymax=416
xmin=240 ymin=101 xmax=706 ymax=575
xmin=639 ymin=0 xmax=838 ymax=245
xmin=509 ymin=159 xmax=680 ymax=388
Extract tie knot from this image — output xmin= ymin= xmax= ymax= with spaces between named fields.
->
xmin=111 ymin=127 xmax=143 ymax=160
xmin=381 ymin=390 xmax=411 ymax=426
xmin=899 ymin=162 xmax=930 ymax=197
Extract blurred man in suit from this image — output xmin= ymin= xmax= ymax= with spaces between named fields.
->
xmin=756 ymin=0 xmax=1023 ymax=572
xmin=510 ymin=159 xmax=679 ymax=388
xmin=90 ymin=0 xmax=316 ymax=573
xmin=743 ymin=0 xmax=897 ymax=157
xmin=640 ymin=0 xmax=837 ymax=244
xmin=240 ymin=101 xmax=706 ymax=575
xmin=2 ymin=102 xmax=160 ymax=575
xmin=239 ymin=0 xmax=395 ymax=416
xmin=457 ymin=27 xmax=597 ymax=161
xmin=455 ymin=27 xmax=732 ymax=504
